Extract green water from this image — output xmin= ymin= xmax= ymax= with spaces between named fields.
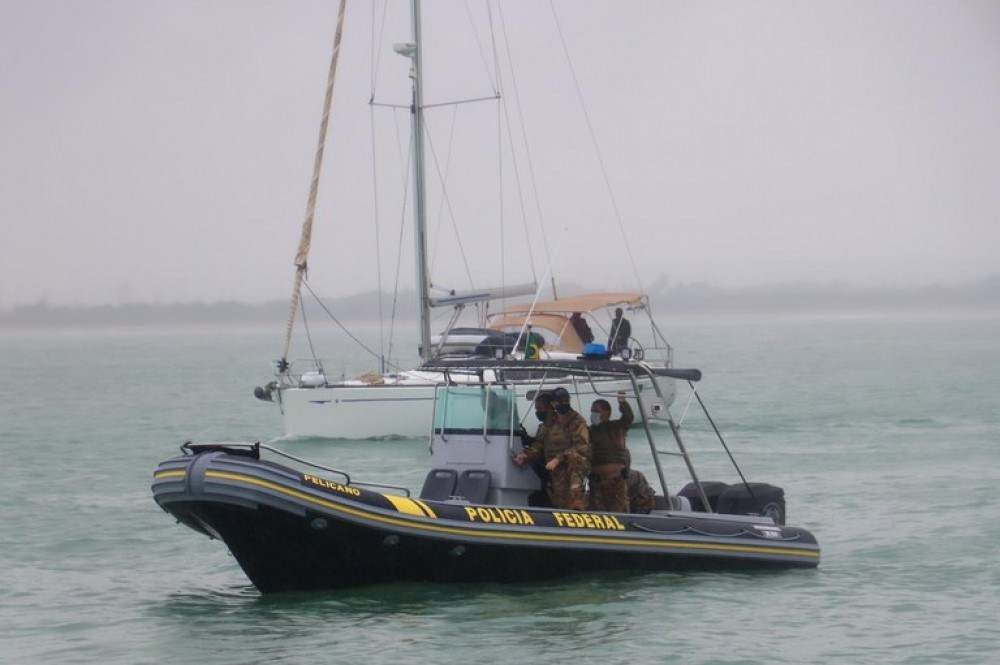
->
xmin=2 ymin=312 xmax=998 ymax=664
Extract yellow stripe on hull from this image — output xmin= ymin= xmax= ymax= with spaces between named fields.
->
xmin=412 ymin=498 xmax=437 ymax=518
xmin=201 ymin=470 xmax=818 ymax=560
xmin=385 ymin=494 xmax=435 ymax=518
xmin=153 ymin=470 xmax=187 ymax=480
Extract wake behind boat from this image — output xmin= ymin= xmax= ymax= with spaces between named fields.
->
xmin=153 ymin=359 xmax=820 ymax=592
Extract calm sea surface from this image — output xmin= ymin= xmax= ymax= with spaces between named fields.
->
xmin=2 ymin=311 xmax=998 ymax=664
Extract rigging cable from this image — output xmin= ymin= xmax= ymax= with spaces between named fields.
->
xmin=369 ymin=104 xmax=386 ymax=373
xmin=486 ymin=1 xmax=506 ymax=309
xmin=688 ymin=380 xmax=755 ymax=497
xmin=497 ymin=1 xmax=554 ymax=296
xmin=547 ymin=0 xmax=644 ymax=293
xmin=369 ymin=3 xmax=387 ymax=372
xmin=428 ymin=105 xmax=460 ymax=277
xmin=511 ymin=241 xmax=561 ymax=355
xmin=496 ymin=96 xmax=537 ymax=286
xmin=386 ymin=108 xmax=413 ymax=370
xmin=490 ymin=0 xmax=538 ymax=286
xmin=302 ymin=278 xmax=402 ymax=372
xmin=421 ymin=117 xmax=476 ymax=289
xmin=462 ymin=0 xmax=499 ymax=93
xmin=369 ymin=0 xmax=391 ymax=96
xmin=299 ymin=296 xmax=321 ymax=371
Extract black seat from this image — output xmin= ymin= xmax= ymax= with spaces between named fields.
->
xmin=455 ymin=469 xmax=491 ymax=504
xmin=420 ymin=469 xmax=457 ymax=501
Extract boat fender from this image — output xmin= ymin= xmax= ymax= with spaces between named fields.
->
xmin=670 ymin=494 xmax=691 ymax=511
xmin=300 ymin=372 xmax=327 ymax=388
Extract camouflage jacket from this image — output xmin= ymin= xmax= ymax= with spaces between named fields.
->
xmin=589 ymin=401 xmax=634 ymax=467
xmin=524 ymin=411 xmax=591 ymax=470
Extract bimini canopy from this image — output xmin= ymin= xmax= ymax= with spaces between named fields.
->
xmin=487 ymin=292 xmax=645 ymax=353
xmin=500 ymin=292 xmax=644 ymax=315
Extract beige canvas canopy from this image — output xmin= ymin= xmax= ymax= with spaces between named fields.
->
xmin=500 ymin=292 xmax=644 ymax=315
xmin=487 ymin=292 xmax=645 ymax=353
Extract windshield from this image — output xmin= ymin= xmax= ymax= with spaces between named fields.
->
xmin=434 ymin=385 xmax=517 ymax=433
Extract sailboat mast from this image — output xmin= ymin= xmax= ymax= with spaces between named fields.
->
xmin=409 ymin=0 xmax=433 ymax=364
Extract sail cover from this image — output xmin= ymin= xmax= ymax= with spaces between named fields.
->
xmin=280 ymin=0 xmax=348 ymax=363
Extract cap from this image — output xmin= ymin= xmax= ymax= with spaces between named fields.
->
xmin=552 ymin=387 xmax=571 ymax=401
xmin=534 ymin=390 xmax=554 ymax=405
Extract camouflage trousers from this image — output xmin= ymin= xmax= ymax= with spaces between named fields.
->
xmin=589 ymin=471 xmax=629 ymax=513
xmin=627 ymin=469 xmax=656 ymax=514
xmin=547 ymin=462 xmax=589 ymax=511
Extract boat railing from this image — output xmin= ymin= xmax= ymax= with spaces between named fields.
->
xmin=276 ymin=358 xmax=327 ymax=384
xmin=422 ymin=359 xmax=760 ymax=520
xmin=180 ymin=441 xmax=412 ymax=496
xmin=423 ymin=360 xmax=727 ymax=514
xmin=279 ymin=358 xmax=397 ymax=387
xmin=632 ymin=343 xmax=672 ymax=367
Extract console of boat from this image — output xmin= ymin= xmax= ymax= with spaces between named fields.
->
xmin=153 ymin=359 xmax=819 ymax=592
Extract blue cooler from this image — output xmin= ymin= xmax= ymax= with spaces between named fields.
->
xmin=582 ymin=342 xmax=609 ymax=358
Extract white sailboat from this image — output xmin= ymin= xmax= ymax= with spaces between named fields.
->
xmin=255 ymin=1 xmax=677 ymax=439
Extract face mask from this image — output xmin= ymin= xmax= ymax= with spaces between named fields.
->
xmin=555 ymin=403 xmax=571 ymax=415
xmin=590 ymin=412 xmax=602 ymax=426
xmin=535 ymin=410 xmax=547 ymax=422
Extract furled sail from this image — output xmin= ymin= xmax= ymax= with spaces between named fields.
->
xmin=281 ymin=0 xmax=349 ymax=365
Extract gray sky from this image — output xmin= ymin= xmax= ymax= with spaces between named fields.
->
xmin=2 ymin=0 xmax=999 ymax=308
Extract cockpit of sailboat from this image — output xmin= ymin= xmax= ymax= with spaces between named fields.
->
xmin=488 ymin=291 xmax=646 ymax=354
xmin=428 ymin=290 xmax=673 ymax=367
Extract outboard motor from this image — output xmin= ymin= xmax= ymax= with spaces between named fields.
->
xmin=677 ymin=481 xmax=731 ymax=512
xmin=717 ymin=483 xmax=786 ymax=525
xmin=678 ymin=481 xmax=786 ymax=525
xmin=253 ymin=382 xmax=277 ymax=402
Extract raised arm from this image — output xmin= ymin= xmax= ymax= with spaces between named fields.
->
xmin=616 ymin=399 xmax=634 ymax=429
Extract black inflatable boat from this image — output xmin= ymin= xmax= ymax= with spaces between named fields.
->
xmin=152 ymin=360 xmax=819 ymax=592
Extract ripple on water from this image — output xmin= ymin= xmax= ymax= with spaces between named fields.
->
xmin=2 ymin=317 xmax=999 ymax=664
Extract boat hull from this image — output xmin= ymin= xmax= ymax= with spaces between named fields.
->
xmin=278 ymin=376 xmax=671 ymax=439
xmin=153 ymin=451 xmax=819 ymax=592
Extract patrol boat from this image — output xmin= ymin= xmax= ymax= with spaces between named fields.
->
xmin=152 ymin=359 xmax=820 ymax=592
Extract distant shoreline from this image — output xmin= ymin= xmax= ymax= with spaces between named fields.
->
xmin=2 ymin=277 xmax=998 ymax=329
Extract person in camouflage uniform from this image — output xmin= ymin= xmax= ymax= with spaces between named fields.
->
xmin=520 ymin=391 xmax=554 ymax=507
xmin=627 ymin=468 xmax=656 ymax=513
xmin=615 ymin=426 xmax=657 ymax=514
xmin=514 ymin=387 xmax=590 ymax=510
xmin=587 ymin=393 xmax=633 ymax=513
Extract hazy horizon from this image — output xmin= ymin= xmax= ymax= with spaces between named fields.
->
xmin=4 ymin=275 xmax=998 ymax=329
xmin=3 ymin=1 xmax=999 ymax=308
